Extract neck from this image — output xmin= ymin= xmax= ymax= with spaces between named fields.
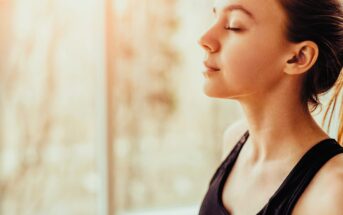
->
xmin=237 ymin=82 xmax=329 ymax=164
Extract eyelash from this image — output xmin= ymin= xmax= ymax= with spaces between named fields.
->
xmin=224 ymin=26 xmax=242 ymax=31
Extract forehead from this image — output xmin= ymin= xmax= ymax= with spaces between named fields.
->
xmin=213 ymin=3 xmax=256 ymax=20
xmin=214 ymin=0 xmax=287 ymax=24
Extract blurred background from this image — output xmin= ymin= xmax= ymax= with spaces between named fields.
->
xmin=0 ymin=0 xmax=341 ymax=215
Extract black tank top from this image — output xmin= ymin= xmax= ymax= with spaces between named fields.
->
xmin=199 ymin=130 xmax=343 ymax=215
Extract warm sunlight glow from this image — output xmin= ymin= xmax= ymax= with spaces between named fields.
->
xmin=114 ymin=0 xmax=128 ymax=16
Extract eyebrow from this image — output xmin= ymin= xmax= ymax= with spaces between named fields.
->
xmin=213 ymin=4 xmax=256 ymax=21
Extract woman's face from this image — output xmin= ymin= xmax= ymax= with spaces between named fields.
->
xmin=199 ymin=0 xmax=292 ymax=99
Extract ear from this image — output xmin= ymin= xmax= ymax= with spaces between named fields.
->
xmin=284 ymin=41 xmax=319 ymax=75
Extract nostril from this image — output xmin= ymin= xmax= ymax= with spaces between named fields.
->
xmin=198 ymin=38 xmax=207 ymax=49
xmin=204 ymin=44 xmax=214 ymax=53
xmin=199 ymin=42 xmax=213 ymax=53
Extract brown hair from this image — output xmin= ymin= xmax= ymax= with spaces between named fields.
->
xmin=279 ymin=0 xmax=343 ymax=145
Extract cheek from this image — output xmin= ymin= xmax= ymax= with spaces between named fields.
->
xmin=220 ymin=35 xmax=285 ymax=93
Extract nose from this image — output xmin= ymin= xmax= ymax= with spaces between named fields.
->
xmin=198 ymin=30 xmax=220 ymax=53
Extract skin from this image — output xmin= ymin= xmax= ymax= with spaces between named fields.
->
xmin=198 ymin=0 xmax=343 ymax=214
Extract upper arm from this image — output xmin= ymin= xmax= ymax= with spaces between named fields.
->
xmin=297 ymin=154 xmax=343 ymax=215
xmin=221 ymin=118 xmax=248 ymax=161
xmin=315 ymin=171 xmax=343 ymax=215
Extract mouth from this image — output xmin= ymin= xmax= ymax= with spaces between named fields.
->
xmin=203 ymin=61 xmax=220 ymax=72
xmin=207 ymin=67 xmax=220 ymax=72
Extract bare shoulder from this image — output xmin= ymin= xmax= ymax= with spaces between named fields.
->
xmin=221 ymin=118 xmax=248 ymax=161
xmin=293 ymin=152 xmax=343 ymax=215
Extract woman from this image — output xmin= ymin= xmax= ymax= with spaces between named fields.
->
xmin=198 ymin=0 xmax=343 ymax=214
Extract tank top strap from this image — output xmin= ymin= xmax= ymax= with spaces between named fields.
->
xmin=208 ymin=130 xmax=249 ymax=186
xmin=258 ymin=138 xmax=343 ymax=215
xmin=222 ymin=130 xmax=249 ymax=170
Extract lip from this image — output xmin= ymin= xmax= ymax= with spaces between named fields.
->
xmin=203 ymin=61 xmax=220 ymax=72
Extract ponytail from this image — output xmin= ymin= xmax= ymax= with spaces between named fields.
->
xmin=322 ymin=70 xmax=343 ymax=146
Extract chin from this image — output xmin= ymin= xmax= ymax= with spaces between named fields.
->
xmin=203 ymin=85 xmax=234 ymax=99
xmin=203 ymin=84 xmax=247 ymax=101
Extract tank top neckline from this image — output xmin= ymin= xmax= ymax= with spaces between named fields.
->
xmin=217 ymin=130 xmax=338 ymax=215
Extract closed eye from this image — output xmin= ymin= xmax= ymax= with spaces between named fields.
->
xmin=224 ymin=26 xmax=242 ymax=31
